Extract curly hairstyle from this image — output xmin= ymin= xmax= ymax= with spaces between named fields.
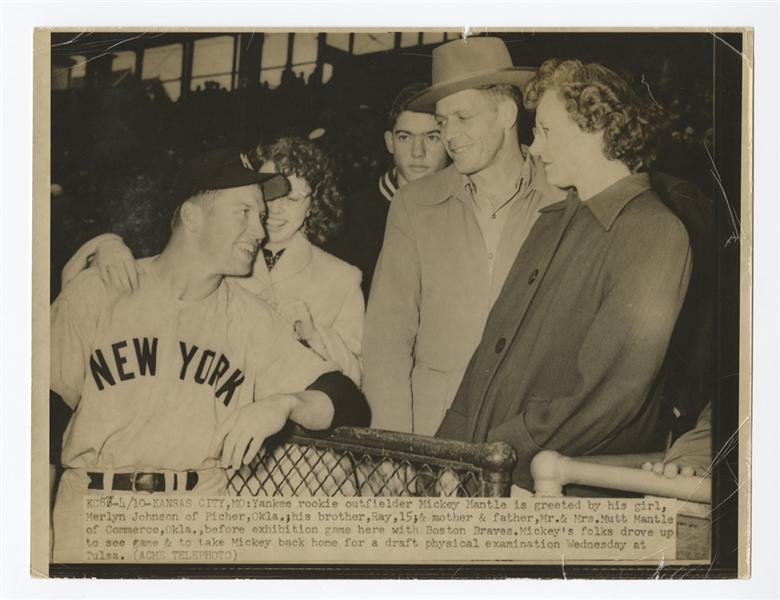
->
xmin=249 ymin=136 xmax=345 ymax=247
xmin=523 ymin=59 xmax=664 ymax=170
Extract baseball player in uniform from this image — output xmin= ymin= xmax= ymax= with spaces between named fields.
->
xmin=49 ymin=148 xmax=370 ymax=562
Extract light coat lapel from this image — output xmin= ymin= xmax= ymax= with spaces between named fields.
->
xmin=269 ymin=231 xmax=313 ymax=285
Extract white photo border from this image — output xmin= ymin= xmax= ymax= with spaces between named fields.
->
xmin=3 ymin=2 xmax=778 ymax=598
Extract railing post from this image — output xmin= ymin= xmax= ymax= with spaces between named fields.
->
xmin=478 ymin=441 xmax=516 ymax=497
xmin=530 ymin=450 xmax=567 ymax=497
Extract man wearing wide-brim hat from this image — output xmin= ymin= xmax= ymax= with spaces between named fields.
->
xmin=363 ymin=37 xmax=565 ymax=436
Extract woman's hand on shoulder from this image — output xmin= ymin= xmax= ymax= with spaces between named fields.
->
xmin=93 ymin=237 xmax=143 ymax=294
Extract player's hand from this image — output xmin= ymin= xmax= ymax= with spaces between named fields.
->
xmin=275 ymin=298 xmax=316 ymax=341
xmin=94 ymin=237 xmax=142 ymax=294
xmin=641 ymin=461 xmax=697 ymax=478
xmin=208 ymin=394 xmax=298 ymax=470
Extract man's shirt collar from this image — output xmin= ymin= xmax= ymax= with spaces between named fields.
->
xmin=457 ymin=145 xmax=564 ymax=205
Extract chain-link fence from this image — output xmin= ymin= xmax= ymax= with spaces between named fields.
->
xmin=227 ymin=425 xmax=516 ymax=498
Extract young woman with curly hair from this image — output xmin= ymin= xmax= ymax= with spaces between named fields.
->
xmin=522 ymin=58 xmax=664 ymax=194
xmin=243 ymin=136 xmax=364 ymax=385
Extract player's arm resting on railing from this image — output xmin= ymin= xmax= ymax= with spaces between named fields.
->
xmin=210 ymin=371 xmax=370 ymax=469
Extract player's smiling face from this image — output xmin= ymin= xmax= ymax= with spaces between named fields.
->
xmin=200 ymin=184 xmax=266 ymax=276
xmin=435 ymin=89 xmax=507 ymax=176
xmin=259 ymin=161 xmax=312 ymax=251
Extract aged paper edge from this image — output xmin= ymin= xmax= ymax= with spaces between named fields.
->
xmin=29 ymin=26 xmax=753 ymax=579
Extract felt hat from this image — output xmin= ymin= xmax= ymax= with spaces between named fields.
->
xmin=407 ymin=37 xmax=536 ymax=113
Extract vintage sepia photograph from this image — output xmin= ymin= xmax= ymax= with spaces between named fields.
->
xmin=31 ymin=27 xmax=751 ymax=580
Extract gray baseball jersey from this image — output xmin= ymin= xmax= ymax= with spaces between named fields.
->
xmin=50 ymin=256 xmax=337 ymax=472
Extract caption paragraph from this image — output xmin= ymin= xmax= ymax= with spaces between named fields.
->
xmin=81 ymin=495 xmax=678 ymax=563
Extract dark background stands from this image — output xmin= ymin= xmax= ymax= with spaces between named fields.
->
xmin=50 ymin=31 xmax=719 ymax=301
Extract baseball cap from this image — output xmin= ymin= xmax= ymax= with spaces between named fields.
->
xmin=172 ymin=147 xmax=290 ymax=205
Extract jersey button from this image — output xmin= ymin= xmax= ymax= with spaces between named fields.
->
xmin=495 ymin=338 xmax=506 ymax=353
xmin=528 ymin=269 xmax=539 ymax=285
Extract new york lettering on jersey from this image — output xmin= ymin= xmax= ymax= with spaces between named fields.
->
xmin=88 ymin=337 xmax=246 ymax=407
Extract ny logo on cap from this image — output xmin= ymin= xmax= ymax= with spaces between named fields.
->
xmin=239 ymin=153 xmax=254 ymax=171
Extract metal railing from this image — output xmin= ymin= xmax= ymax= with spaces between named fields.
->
xmin=530 ymin=450 xmax=712 ymax=503
xmin=227 ymin=425 xmax=517 ymax=498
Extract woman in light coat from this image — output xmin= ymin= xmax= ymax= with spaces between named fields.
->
xmin=244 ymin=137 xmax=364 ymax=385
